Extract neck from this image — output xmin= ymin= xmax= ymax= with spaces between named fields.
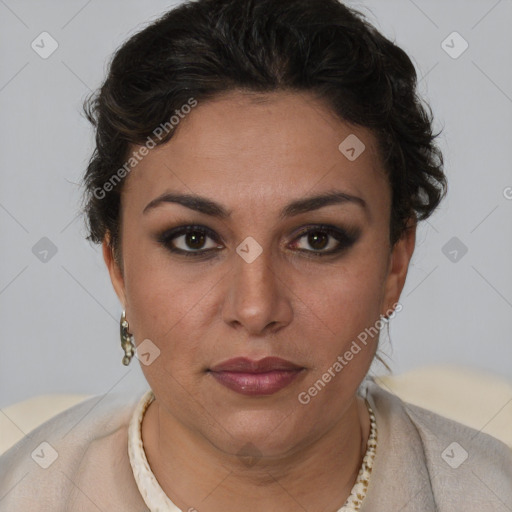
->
xmin=141 ymin=395 xmax=370 ymax=512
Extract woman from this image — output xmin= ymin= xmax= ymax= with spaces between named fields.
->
xmin=0 ymin=0 xmax=510 ymax=510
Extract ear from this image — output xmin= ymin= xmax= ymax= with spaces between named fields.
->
xmin=102 ymin=234 xmax=127 ymax=309
xmin=381 ymin=217 xmax=416 ymax=315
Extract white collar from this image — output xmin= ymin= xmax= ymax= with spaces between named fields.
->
xmin=128 ymin=389 xmax=377 ymax=512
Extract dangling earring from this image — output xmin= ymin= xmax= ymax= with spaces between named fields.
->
xmin=120 ymin=310 xmax=135 ymax=366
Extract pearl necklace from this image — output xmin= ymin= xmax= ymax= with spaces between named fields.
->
xmin=128 ymin=390 xmax=377 ymax=512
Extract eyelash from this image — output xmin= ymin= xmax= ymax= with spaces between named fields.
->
xmin=156 ymin=224 xmax=359 ymax=259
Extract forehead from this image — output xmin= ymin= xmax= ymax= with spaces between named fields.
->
xmin=121 ymin=90 xmax=389 ymax=217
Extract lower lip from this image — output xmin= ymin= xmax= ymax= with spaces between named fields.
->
xmin=209 ymin=369 xmax=304 ymax=396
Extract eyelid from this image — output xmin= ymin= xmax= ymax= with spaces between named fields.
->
xmin=289 ymin=224 xmax=360 ymax=253
xmin=157 ymin=223 xmax=359 ymax=257
xmin=291 ymin=223 xmax=358 ymax=240
xmin=157 ymin=224 xmax=221 ymax=250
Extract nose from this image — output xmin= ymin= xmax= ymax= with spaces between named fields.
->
xmin=221 ymin=245 xmax=293 ymax=337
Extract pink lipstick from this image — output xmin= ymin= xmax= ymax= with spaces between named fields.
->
xmin=208 ymin=356 xmax=305 ymax=396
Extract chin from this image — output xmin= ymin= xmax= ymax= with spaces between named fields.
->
xmin=210 ymin=409 xmax=310 ymax=457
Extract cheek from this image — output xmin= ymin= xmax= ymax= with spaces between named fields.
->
xmin=303 ymin=256 xmax=387 ymax=335
xmin=293 ymin=262 xmax=387 ymax=407
xmin=123 ymin=246 xmax=216 ymax=374
xmin=125 ymin=268 xmax=208 ymax=402
xmin=127 ymin=273 xmax=203 ymax=348
xmin=292 ymin=253 xmax=389 ymax=379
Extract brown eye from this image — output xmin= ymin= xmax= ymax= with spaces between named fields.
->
xmin=157 ymin=225 xmax=223 ymax=257
xmin=182 ymin=231 xmax=207 ymax=250
xmin=290 ymin=225 xmax=359 ymax=255
xmin=304 ymin=230 xmax=330 ymax=251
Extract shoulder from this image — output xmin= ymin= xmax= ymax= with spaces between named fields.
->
xmin=0 ymin=390 xmax=147 ymax=511
xmin=365 ymin=378 xmax=512 ymax=508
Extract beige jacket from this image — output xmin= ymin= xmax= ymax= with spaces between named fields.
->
xmin=1 ymin=377 xmax=511 ymax=511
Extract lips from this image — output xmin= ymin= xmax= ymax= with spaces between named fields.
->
xmin=210 ymin=356 xmax=303 ymax=373
xmin=208 ymin=357 xmax=305 ymax=396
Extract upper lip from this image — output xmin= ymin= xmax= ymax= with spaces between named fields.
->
xmin=209 ymin=357 xmax=304 ymax=373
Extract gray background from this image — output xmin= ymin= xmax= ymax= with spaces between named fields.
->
xmin=1 ymin=0 xmax=511 ymax=409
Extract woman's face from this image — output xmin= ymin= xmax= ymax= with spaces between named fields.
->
xmin=104 ymin=90 xmax=415 ymax=456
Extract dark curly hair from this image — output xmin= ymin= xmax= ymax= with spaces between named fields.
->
xmin=81 ymin=0 xmax=447 ymax=269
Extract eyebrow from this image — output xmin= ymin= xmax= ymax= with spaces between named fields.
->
xmin=142 ymin=190 xmax=368 ymax=219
